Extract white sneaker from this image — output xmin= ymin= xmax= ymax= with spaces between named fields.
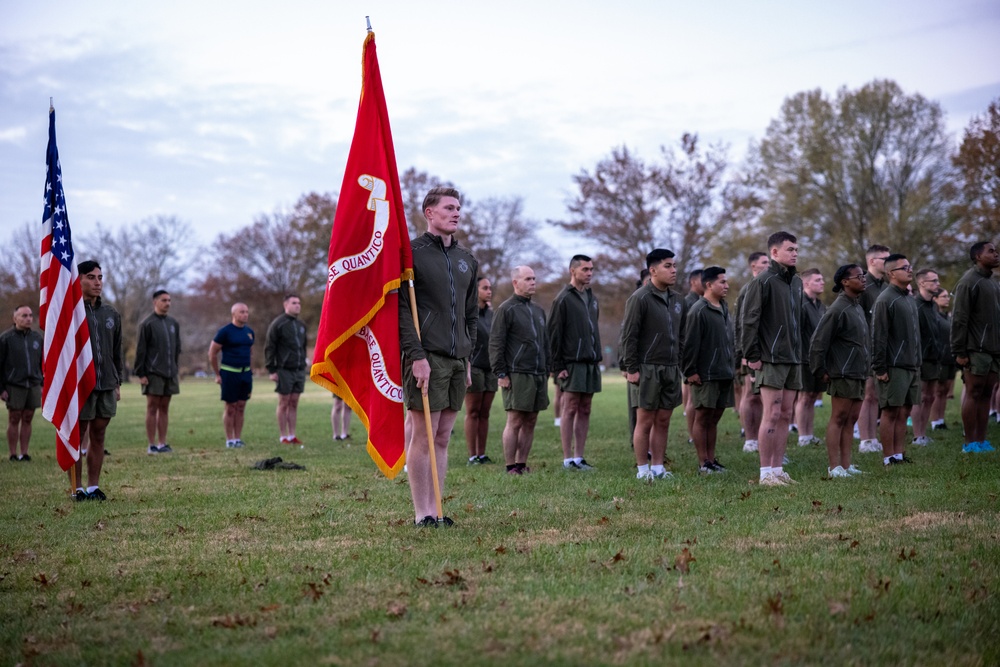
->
xmin=912 ymin=436 xmax=933 ymax=446
xmin=798 ymin=436 xmax=821 ymax=447
xmin=846 ymin=465 xmax=863 ymax=475
xmin=759 ymin=472 xmax=787 ymax=486
xmin=828 ymin=466 xmax=850 ymax=478
xmin=743 ymin=440 xmax=758 ymax=453
xmin=775 ymin=471 xmax=798 ymax=485
xmin=636 ymin=469 xmax=654 ymax=481
xmin=652 ymin=469 xmax=674 ymax=479
xmin=859 ymin=439 xmax=880 ymax=453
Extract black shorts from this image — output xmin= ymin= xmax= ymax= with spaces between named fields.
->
xmin=221 ymin=370 xmax=253 ymax=403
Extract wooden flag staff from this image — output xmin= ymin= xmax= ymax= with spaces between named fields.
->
xmin=406 ymin=280 xmax=445 ymax=520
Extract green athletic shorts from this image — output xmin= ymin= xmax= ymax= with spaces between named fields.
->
xmin=753 ymin=362 xmax=803 ymax=392
xmin=877 ymin=368 xmax=920 ymax=408
xmin=636 ymin=363 xmax=682 ymax=411
xmin=828 ymin=377 xmax=865 ymax=401
xmin=502 ymin=372 xmax=549 ymax=412
xmin=468 ymin=367 xmax=498 ymax=394
xmin=81 ymin=389 xmax=117 ymax=420
xmin=968 ymin=351 xmax=1000 ymax=376
xmin=404 ymin=352 xmax=467 ymax=412
xmin=141 ymin=374 xmax=180 ymax=397
xmin=690 ymin=379 xmax=734 ymax=410
xmin=4 ymin=385 xmax=41 ymax=411
xmin=274 ymin=368 xmax=306 ymax=395
xmin=558 ymin=362 xmax=602 ymax=394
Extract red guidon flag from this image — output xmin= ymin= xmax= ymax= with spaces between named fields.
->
xmin=311 ymin=32 xmax=412 ymax=478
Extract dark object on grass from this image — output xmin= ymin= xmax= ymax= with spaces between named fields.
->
xmin=251 ymin=457 xmax=306 ymax=471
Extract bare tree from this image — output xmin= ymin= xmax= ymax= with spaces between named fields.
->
xmin=79 ymin=216 xmax=198 ymax=373
xmin=953 ymin=98 xmax=1000 ymax=242
xmin=0 ymin=222 xmax=42 ymax=320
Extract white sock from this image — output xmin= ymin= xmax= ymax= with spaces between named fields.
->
xmin=931 ymin=419 xmax=943 ymax=427
xmin=637 ymin=464 xmax=650 ymax=474
xmin=563 ymin=458 xmax=574 ymax=466
xmin=86 ymin=485 xmax=99 ymax=493
xmin=773 ymin=466 xmax=783 ymax=475
xmin=798 ymin=436 xmax=811 ymax=444
xmin=884 ymin=456 xmax=892 ymax=465
xmin=573 ymin=457 xmax=583 ymax=464
xmin=470 ymin=456 xmax=478 ymax=462
xmin=759 ymin=466 xmax=772 ymax=480
xmin=651 ymin=464 xmax=665 ymax=474
xmin=893 ymin=453 xmax=903 ymax=461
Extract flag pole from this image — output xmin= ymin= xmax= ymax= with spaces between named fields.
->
xmin=407 ymin=280 xmax=444 ymax=520
xmin=69 ymin=461 xmax=76 ymax=498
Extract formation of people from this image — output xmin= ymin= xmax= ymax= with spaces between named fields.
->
xmin=3 ymin=188 xmax=998 ymax=516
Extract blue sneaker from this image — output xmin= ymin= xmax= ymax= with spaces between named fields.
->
xmin=962 ymin=442 xmax=981 ymax=453
xmin=980 ymin=441 xmax=994 ymax=452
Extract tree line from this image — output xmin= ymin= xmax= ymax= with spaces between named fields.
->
xmin=1 ymin=80 xmax=997 ymax=375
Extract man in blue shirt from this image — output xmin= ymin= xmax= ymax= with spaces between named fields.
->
xmin=208 ymin=303 xmax=255 ymax=448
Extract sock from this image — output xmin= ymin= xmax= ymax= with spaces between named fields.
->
xmin=651 ymin=464 xmax=665 ymax=474
xmin=931 ymin=419 xmax=943 ymax=427
xmin=884 ymin=456 xmax=892 ymax=465
xmin=637 ymin=464 xmax=650 ymax=474
xmin=573 ymin=457 xmax=583 ymax=464
xmin=77 ymin=487 xmax=86 ymax=494
xmin=86 ymin=485 xmax=99 ymax=493
xmin=773 ymin=466 xmax=783 ymax=475
xmin=563 ymin=458 xmax=574 ymax=466
xmin=759 ymin=466 xmax=772 ymax=480
xmin=893 ymin=453 xmax=903 ymax=461
xmin=470 ymin=456 xmax=478 ymax=462
xmin=798 ymin=436 xmax=810 ymax=444
xmin=515 ymin=462 xmax=526 ymax=471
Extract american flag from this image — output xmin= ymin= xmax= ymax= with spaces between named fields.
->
xmin=39 ymin=107 xmax=95 ymax=471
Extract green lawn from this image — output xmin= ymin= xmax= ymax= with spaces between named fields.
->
xmin=1 ymin=376 xmax=998 ymax=666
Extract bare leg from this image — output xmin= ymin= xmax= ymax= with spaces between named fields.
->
xmin=464 ymin=392 xmax=484 ymax=458
xmin=911 ymin=381 xmax=937 ymax=439
xmin=741 ymin=376 xmax=762 ymax=445
xmin=962 ymin=371 xmax=999 ymax=443
xmin=407 ymin=408 xmax=457 ymax=519
xmin=859 ymin=377 xmax=878 ymax=442
xmin=794 ymin=391 xmax=821 ymax=438
xmin=7 ymin=410 xmax=22 ymax=457
xmin=758 ymin=387 xmax=795 ymax=468
xmin=560 ymin=391 xmax=593 ymax=459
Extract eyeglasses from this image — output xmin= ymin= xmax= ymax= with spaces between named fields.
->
xmin=846 ymin=273 xmax=865 ymax=281
xmin=890 ymin=265 xmax=912 ymax=273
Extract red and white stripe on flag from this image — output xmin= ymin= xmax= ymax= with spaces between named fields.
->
xmin=310 ymin=33 xmax=413 ymax=478
xmin=39 ymin=107 xmax=95 ymax=471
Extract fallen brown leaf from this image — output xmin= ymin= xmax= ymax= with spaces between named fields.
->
xmin=674 ymin=547 xmax=695 ymax=574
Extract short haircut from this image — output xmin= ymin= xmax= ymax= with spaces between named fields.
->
xmin=884 ymin=253 xmax=908 ymax=272
xmin=13 ymin=305 xmax=31 ymax=315
xmin=153 ymin=290 xmax=169 ymax=300
xmin=283 ymin=294 xmax=300 ymax=303
xmin=747 ymin=251 xmax=766 ymax=265
xmin=970 ymin=241 xmax=993 ymax=262
xmin=914 ymin=269 xmax=938 ymax=281
xmin=636 ymin=268 xmax=650 ymax=288
xmin=511 ymin=265 xmax=533 ymax=281
xmin=767 ymin=231 xmax=796 ymax=250
xmin=422 ymin=187 xmax=461 ymax=212
xmin=569 ymin=254 xmax=592 ymax=269
xmin=866 ymin=244 xmax=890 ymax=258
xmin=688 ymin=269 xmax=703 ymax=281
xmin=701 ymin=266 xmax=726 ymax=284
xmin=832 ymin=264 xmax=861 ymax=293
xmin=645 ymin=248 xmax=675 ymax=269
xmin=78 ymin=259 xmax=101 ymax=275
xmin=800 ymin=268 xmax=821 ymax=279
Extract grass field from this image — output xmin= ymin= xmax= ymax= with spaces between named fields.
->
xmin=1 ymin=375 xmax=998 ymax=666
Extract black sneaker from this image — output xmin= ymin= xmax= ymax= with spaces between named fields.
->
xmin=20 ymin=454 xmax=30 ymax=462
xmin=87 ymin=488 xmax=107 ymax=501
xmin=147 ymin=445 xmax=160 ymax=454
xmin=931 ymin=423 xmax=948 ymax=431
xmin=575 ymin=459 xmax=594 ymax=470
xmin=711 ymin=459 xmax=727 ymax=471
xmin=438 ymin=516 xmax=455 ymax=527
xmin=158 ymin=444 xmax=173 ymax=453
xmin=899 ymin=454 xmax=914 ymax=464
xmin=9 ymin=455 xmax=17 ymax=462
xmin=477 ymin=455 xmax=493 ymax=464
xmin=884 ymin=458 xmax=902 ymax=467
xmin=468 ymin=457 xmax=482 ymax=466
xmin=414 ymin=515 xmax=438 ymax=528
xmin=74 ymin=489 xmax=89 ymax=501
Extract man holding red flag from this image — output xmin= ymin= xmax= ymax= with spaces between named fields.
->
xmin=311 ymin=31 xmax=413 ymax=485
xmin=399 ymin=188 xmax=479 ymax=527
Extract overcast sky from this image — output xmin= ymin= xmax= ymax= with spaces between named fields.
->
xmin=1 ymin=0 xmax=998 ymax=255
